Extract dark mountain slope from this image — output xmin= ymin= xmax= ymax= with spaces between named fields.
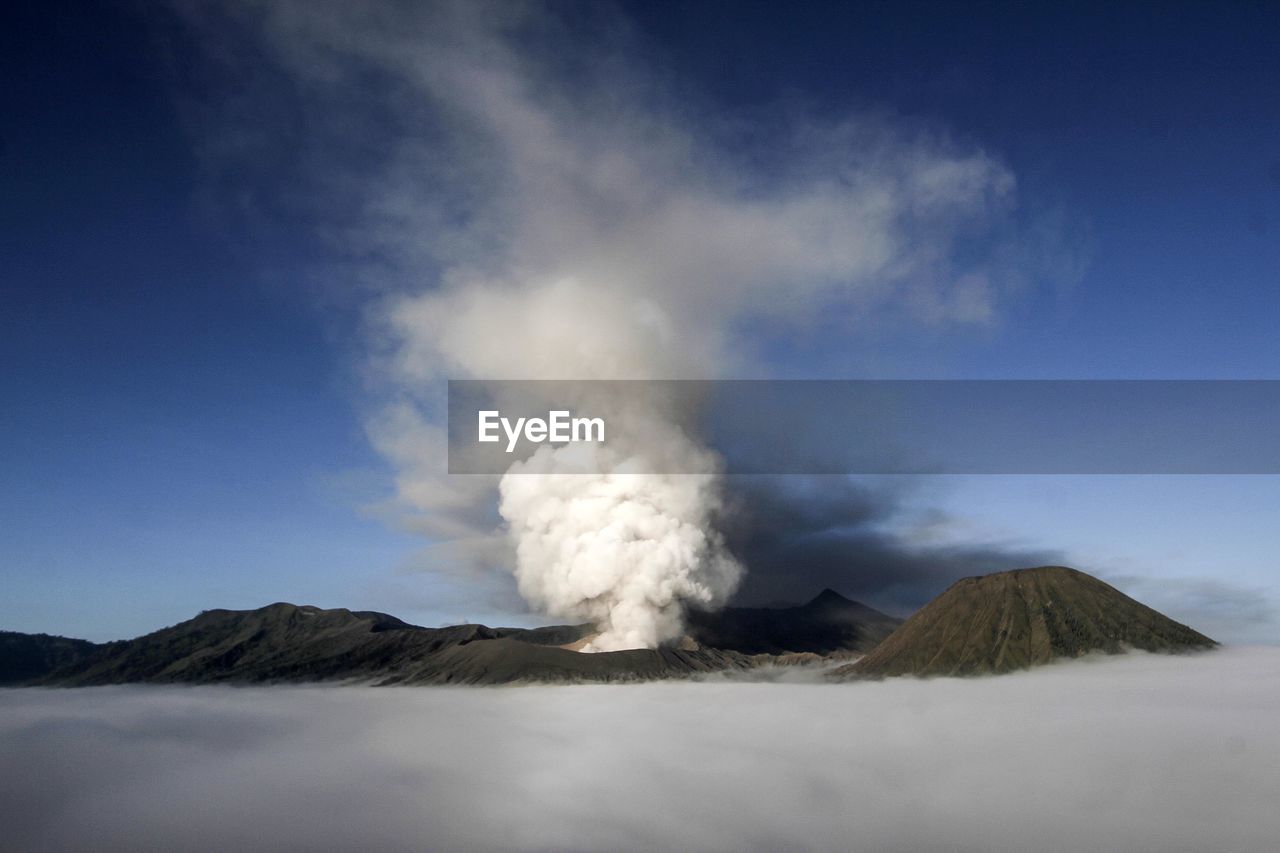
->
xmin=43 ymin=604 xmax=501 ymax=686
xmin=837 ymin=566 xmax=1216 ymax=679
xmin=0 ymin=631 xmax=97 ymax=685
xmin=392 ymin=638 xmax=751 ymax=685
xmin=4 ymin=590 xmax=901 ymax=686
xmin=493 ymin=624 xmax=595 ymax=646
xmin=19 ymin=603 xmax=756 ymax=686
xmin=688 ymin=589 xmax=901 ymax=655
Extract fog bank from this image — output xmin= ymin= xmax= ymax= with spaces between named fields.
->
xmin=2 ymin=647 xmax=1278 ymax=852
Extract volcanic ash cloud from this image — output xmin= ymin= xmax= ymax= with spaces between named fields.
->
xmin=192 ymin=2 xmax=1041 ymax=648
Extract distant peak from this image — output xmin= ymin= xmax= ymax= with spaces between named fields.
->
xmin=806 ymin=588 xmax=852 ymax=607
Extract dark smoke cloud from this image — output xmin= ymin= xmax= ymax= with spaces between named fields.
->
xmin=722 ymin=476 xmax=1062 ymax=612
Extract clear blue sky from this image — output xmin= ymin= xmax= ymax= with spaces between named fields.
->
xmin=3 ymin=0 xmax=1278 ymax=641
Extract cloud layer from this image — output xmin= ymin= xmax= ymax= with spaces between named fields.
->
xmin=4 ymin=647 xmax=1278 ymax=851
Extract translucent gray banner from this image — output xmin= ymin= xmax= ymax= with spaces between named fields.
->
xmin=448 ymin=380 xmax=1280 ymax=474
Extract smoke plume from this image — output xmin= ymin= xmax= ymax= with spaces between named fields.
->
xmin=173 ymin=1 xmax=1043 ymax=647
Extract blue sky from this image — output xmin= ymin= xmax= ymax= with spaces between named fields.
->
xmin=2 ymin=1 xmax=1278 ymax=642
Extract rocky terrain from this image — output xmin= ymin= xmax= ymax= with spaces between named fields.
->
xmin=0 ymin=568 xmax=1220 ymax=686
xmin=1 ymin=590 xmax=899 ymax=686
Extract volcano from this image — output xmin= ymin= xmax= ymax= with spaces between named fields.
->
xmin=2 ymin=569 xmax=1218 ymax=685
xmin=2 ymin=591 xmax=897 ymax=686
xmin=836 ymin=566 xmax=1216 ymax=679
xmin=687 ymin=589 xmax=900 ymax=655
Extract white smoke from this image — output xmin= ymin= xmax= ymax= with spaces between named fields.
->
xmin=179 ymin=1 xmax=1039 ymax=647
xmin=384 ymin=274 xmax=745 ymax=648
xmin=500 ymin=409 xmax=741 ymax=650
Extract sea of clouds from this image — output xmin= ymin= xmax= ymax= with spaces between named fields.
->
xmin=3 ymin=647 xmax=1278 ymax=852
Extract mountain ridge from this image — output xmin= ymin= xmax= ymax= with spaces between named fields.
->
xmin=687 ymin=588 xmax=900 ymax=655
xmin=3 ymin=591 xmax=899 ymax=686
xmin=3 ymin=569 xmax=1220 ymax=685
